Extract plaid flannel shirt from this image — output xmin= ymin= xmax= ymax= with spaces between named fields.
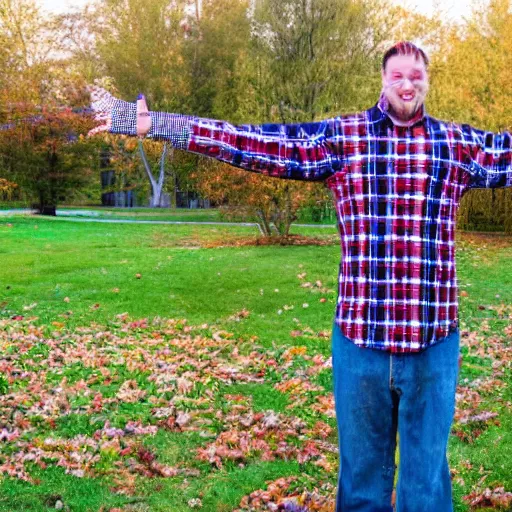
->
xmin=111 ymin=96 xmax=512 ymax=352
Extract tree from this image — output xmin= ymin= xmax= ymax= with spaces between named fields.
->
xmin=0 ymin=0 xmax=74 ymax=113
xmin=91 ymin=0 xmax=189 ymax=110
xmin=192 ymin=0 xmax=389 ymax=235
xmin=247 ymin=0 xmax=384 ymax=120
xmin=193 ymin=160 xmax=325 ymax=236
xmin=428 ymin=0 xmax=512 ymax=233
xmin=0 ymin=106 xmax=99 ymax=213
xmin=0 ymin=178 xmax=17 ymax=200
xmin=69 ymin=0 xmax=193 ymax=207
xmin=100 ymin=134 xmax=177 ymax=208
xmin=137 ymin=141 xmax=174 ymax=208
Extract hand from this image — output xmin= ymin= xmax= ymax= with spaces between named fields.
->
xmin=136 ymin=94 xmax=151 ymax=137
xmin=86 ymin=86 xmax=152 ymax=138
xmin=86 ymin=85 xmax=114 ymax=137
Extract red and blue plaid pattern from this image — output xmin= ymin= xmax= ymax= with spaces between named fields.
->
xmin=108 ymin=95 xmax=512 ymax=352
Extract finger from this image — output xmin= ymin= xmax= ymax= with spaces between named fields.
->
xmin=136 ymin=93 xmax=149 ymax=114
xmin=87 ymin=119 xmax=111 ymax=137
xmin=92 ymin=111 xmax=110 ymax=122
xmin=87 ymin=125 xmax=106 ymax=137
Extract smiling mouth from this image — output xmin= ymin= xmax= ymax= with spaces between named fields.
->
xmin=400 ymin=93 xmax=415 ymax=102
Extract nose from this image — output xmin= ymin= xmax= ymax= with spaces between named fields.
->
xmin=401 ymin=78 xmax=414 ymax=90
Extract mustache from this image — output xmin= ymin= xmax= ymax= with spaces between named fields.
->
xmin=382 ymin=80 xmax=429 ymax=95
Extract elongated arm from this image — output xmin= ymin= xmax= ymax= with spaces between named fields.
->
xmin=147 ymin=110 xmax=335 ymax=181
xmin=91 ymin=88 xmax=339 ymax=182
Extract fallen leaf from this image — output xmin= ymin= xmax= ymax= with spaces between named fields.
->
xmin=463 ymin=486 xmax=512 ymax=508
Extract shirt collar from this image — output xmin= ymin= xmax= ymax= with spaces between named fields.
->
xmin=376 ymin=92 xmax=426 ymax=128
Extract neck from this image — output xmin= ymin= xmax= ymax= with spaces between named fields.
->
xmin=386 ymin=110 xmax=417 ymax=127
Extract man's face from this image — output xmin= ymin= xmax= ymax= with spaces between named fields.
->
xmin=381 ymin=54 xmax=429 ymax=123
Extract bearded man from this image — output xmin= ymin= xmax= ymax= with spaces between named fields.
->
xmin=89 ymin=41 xmax=512 ymax=512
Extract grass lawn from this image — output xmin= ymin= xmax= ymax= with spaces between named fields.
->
xmin=57 ymin=207 xmax=229 ymax=223
xmin=55 ymin=206 xmax=337 ymax=225
xmin=0 ymin=215 xmax=510 ymax=512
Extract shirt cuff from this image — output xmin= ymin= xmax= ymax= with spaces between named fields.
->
xmin=110 ymin=99 xmax=137 ymax=136
xmin=148 ymin=111 xmax=193 ymax=149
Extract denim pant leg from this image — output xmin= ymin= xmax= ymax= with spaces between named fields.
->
xmin=394 ymin=328 xmax=460 ymax=512
xmin=332 ymin=323 xmax=397 ymax=512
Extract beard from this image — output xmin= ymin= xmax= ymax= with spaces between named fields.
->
xmin=383 ymin=82 xmax=428 ymax=123
xmin=387 ymin=95 xmax=422 ymax=122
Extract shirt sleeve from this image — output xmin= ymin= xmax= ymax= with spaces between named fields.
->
xmin=111 ymin=104 xmax=341 ymax=181
xmin=463 ymin=126 xmax=512 ymax=189
xmin=110 ymin=99 xmax=137 ymax=136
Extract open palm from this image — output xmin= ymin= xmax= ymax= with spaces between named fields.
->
xmin=87 ymin=86 xmax=151 ymax=138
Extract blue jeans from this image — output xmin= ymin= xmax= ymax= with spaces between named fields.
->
xmin=331 ymin=322 xmax=460 ymax=512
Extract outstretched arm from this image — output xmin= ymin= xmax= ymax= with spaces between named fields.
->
xmin=463 ymin=126 xmax=512 ymax=189
xmin=89 ymin=87 xmax=340 ymax=182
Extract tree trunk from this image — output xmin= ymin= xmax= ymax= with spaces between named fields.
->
xmin=272 ymin=185 xmax=296 ymax=236
xmin=138 ymin=141 xmax=173 ymax=208
xmin=37 ymin=158 xmax=58 ymax=215
xmin=171 ymin=173 xmax=178 ymax=209
xmin=255 ymin=208 xmax=273 ymax=236
xmin=504 ymin=189 xmax=511 ymax=234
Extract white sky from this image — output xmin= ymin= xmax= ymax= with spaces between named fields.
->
xmin=39 ymin=0 xmax=478 ymax=21
xmin=39 ymin=0 xmax=90 ymax=15
xmin=404 ymin=0 xmax=478 ymax=21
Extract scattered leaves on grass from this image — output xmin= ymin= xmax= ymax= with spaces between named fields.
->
xmin=463 ymin=487 xmax=512 ymax=509
xmin=235 ymin=476 xmax=336 ymax=511
xmin=203 ymin=235 xmax=338 ymax=248
xmin=228 ymin=309 xmax=250 ymax=322
xmin=0 ymin=312 xmax=509 ymax=510
xmin=0 ymin=317 xmax=337 ymax=486
xmin=453 ymin=320 xmax=510 ymax=443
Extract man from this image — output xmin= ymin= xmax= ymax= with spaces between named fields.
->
xmin=89 ymin=41 xmax=512 ymax=512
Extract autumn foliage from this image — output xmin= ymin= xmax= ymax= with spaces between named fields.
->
xmin=0 ymin=178 xmax=17 ymax=200
xmin=0 ymin=107 xmax=99 ymax=212
xmin=193 ymin=160 xmax=328 ymax=236
xmin=0 ymin=309 xmax=510 ymax=509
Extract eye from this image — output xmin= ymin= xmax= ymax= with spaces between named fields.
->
xmin=411 ymin=72 xmax=423 ymax=81
xmin=392 ymin=73 xmax=403 ymax=80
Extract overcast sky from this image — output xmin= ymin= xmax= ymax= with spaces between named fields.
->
xmin=40 ymin=0 xmax=89 ymax=14
xmin=39 ymin=0 xmax=478 ymax=22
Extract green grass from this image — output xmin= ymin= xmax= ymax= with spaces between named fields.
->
xmin=58 ymin=206 xmax=229 ymax=223
xmin=54 ymin=205 xmax=337 ymax=225
xmin=0 ymin=217 xmax=339 ymax=346
xmin=0 ymin=466 xmax=134 ymax=512
xmin=0 ymin=201 xmax=30 ymax=210
xmin=0 ymin=216 xmax=510 ymax=512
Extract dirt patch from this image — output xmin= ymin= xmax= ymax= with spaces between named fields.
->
xmin=202 ymin=234 xmax=339 ymax=248
xmin=150 ymin=231 xmax=338 ymax=249
xmin=458 ymin=231 xmax=512 ymax=249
